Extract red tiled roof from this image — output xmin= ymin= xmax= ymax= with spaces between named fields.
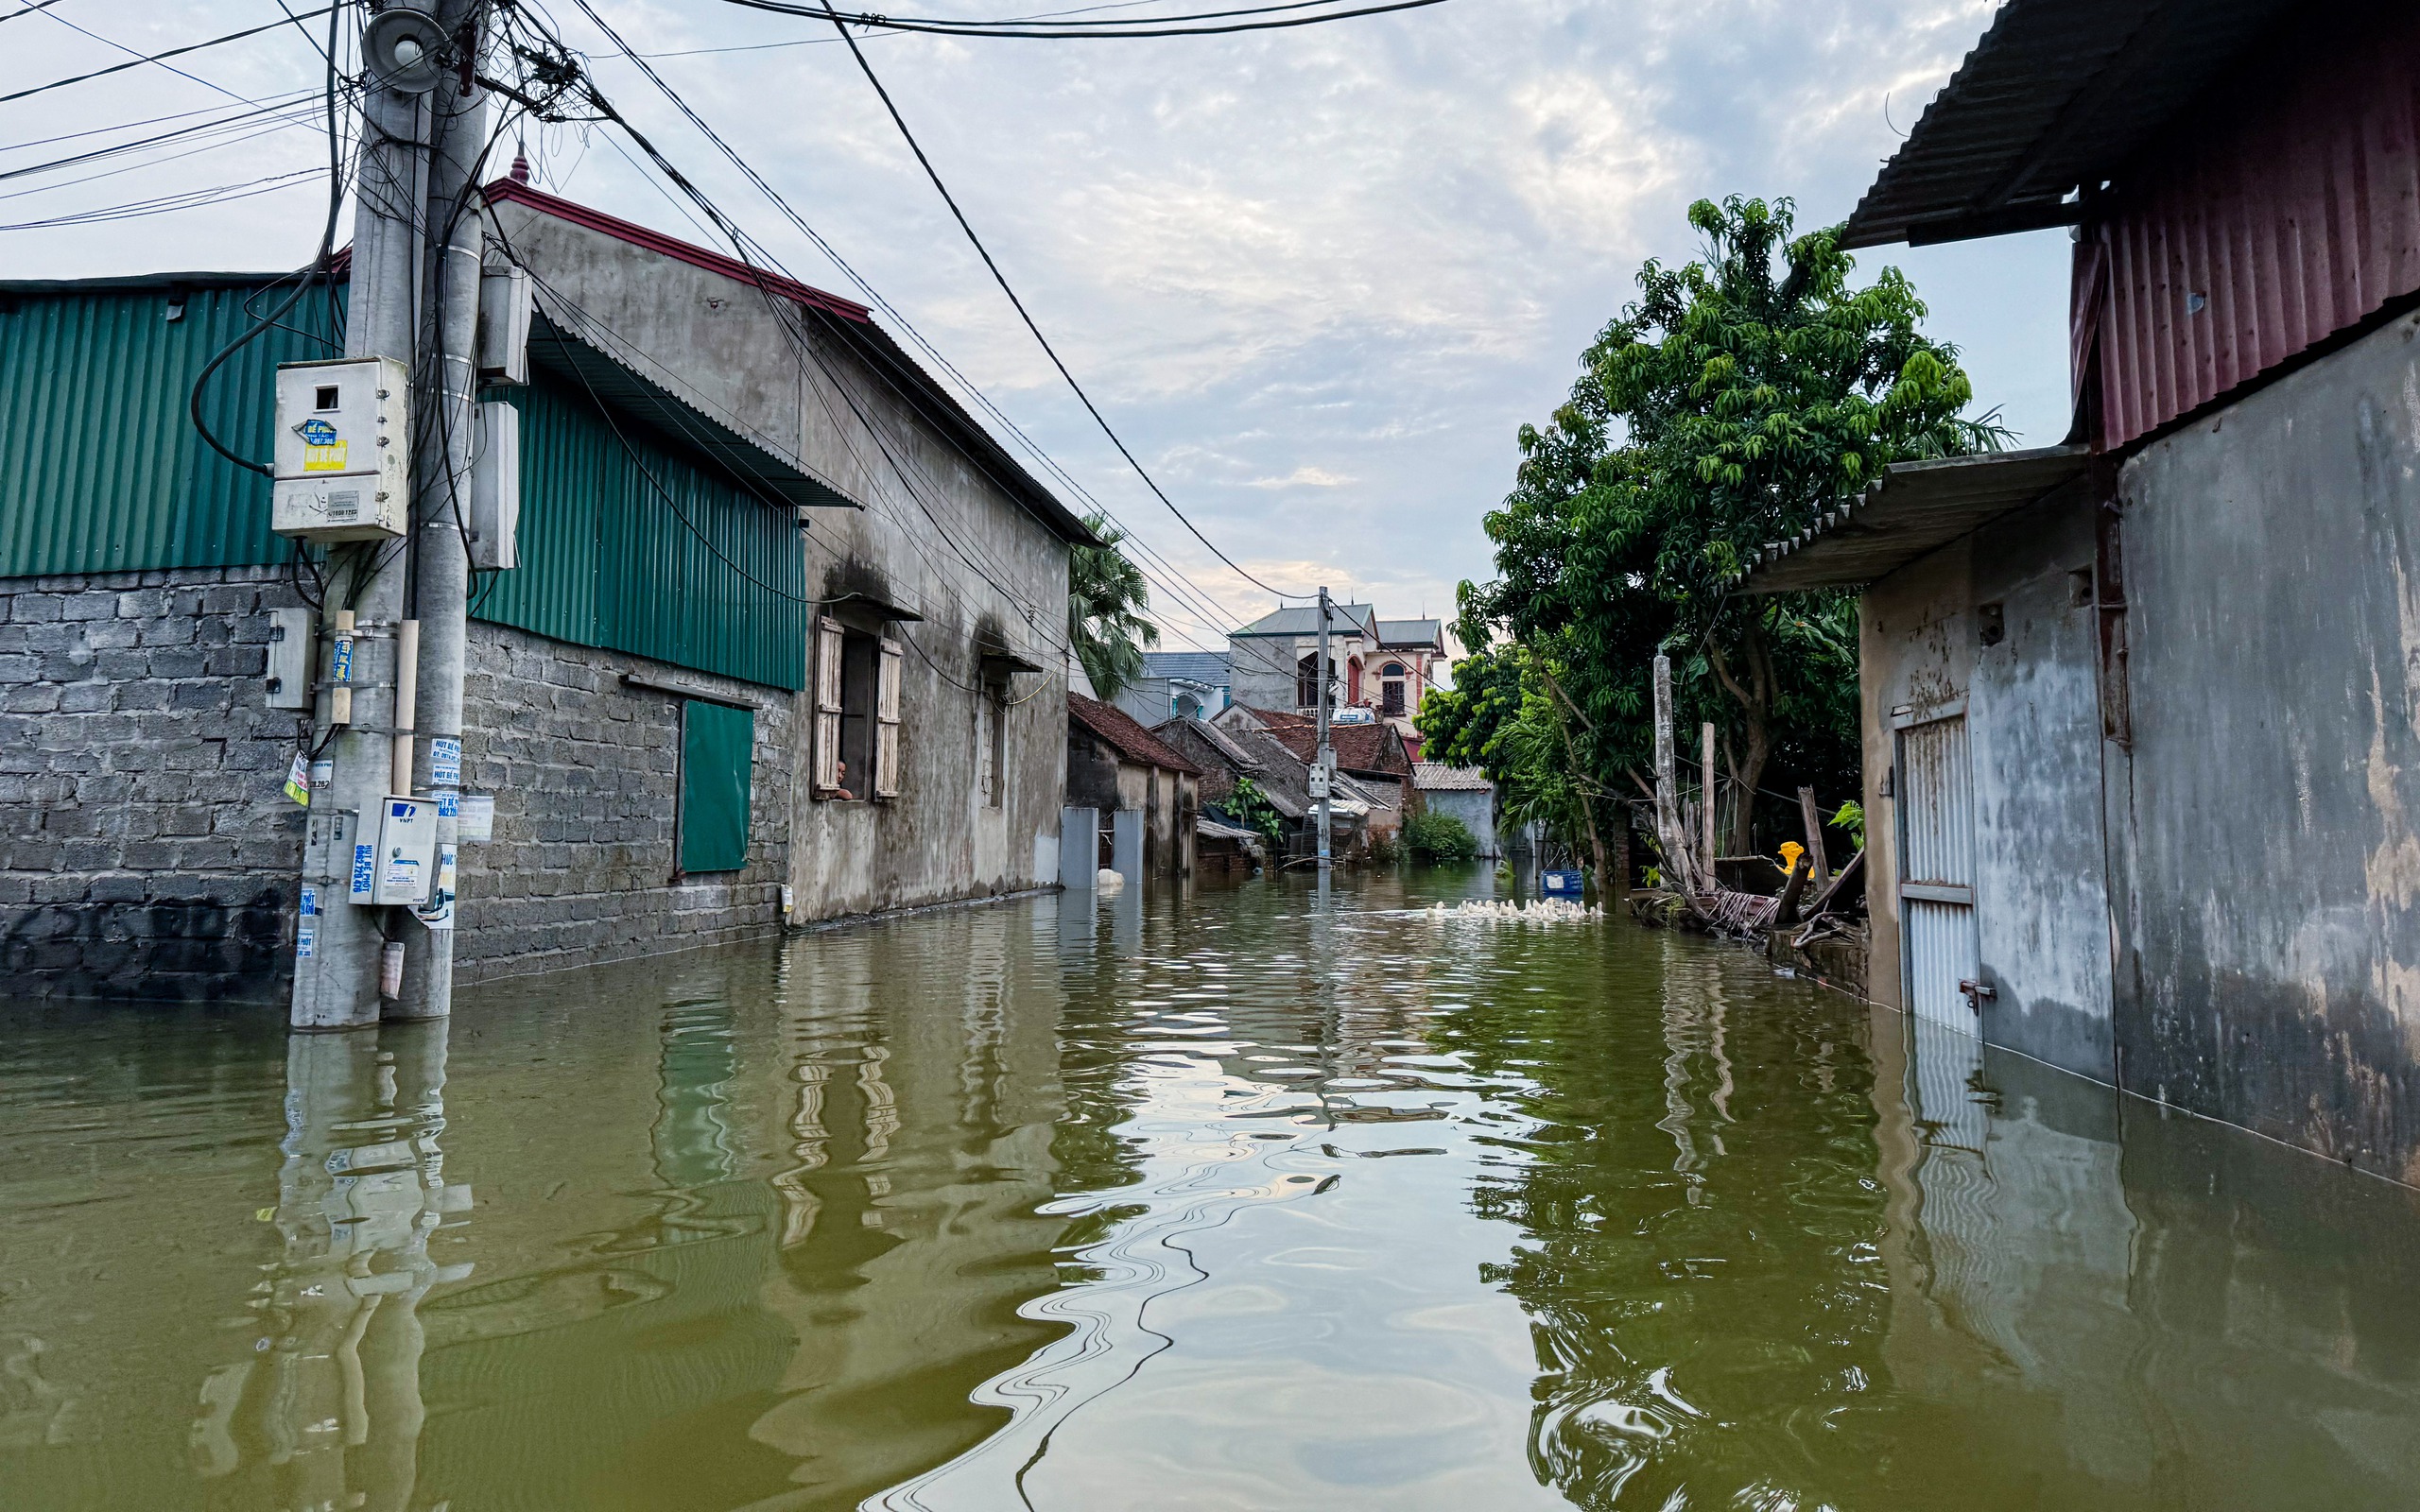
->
xmin=1261 ymin=720 xmax=1410 ymax=777
xmin=1070 ymin=694 xmax=1201 ymax=775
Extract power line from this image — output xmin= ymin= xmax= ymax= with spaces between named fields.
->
xmin=553 ymin=1 xmax=1255 ymax=644
xmin=0 ymin=7 xmax=339 ymax=106
xmin=37 ymin=7 xmax=263 ymax=108
xmin=809 ymin=4 xmax=1304 ymax=599
xmin=0 ymin=167 xmax=325 ymax=231
xmin=545 ymin=1 xmax=1238 ymax=652
xmin=0 ymin=0 xmax=70 ymax=23
xmin=712 ymin=0 xmax=1452 ymax=40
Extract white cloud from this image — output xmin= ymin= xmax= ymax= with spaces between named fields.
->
xmin=0 ymin=0 xmax=2069 ymax=627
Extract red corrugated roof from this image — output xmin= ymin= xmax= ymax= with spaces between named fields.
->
xmin=1070 ymin=694 xmax=1201 ymax=775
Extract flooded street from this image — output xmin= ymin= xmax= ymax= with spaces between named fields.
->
xmin=5 ymin=870 xmax=2419 ymax=1511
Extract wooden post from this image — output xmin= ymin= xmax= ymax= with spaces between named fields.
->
xmin=1796 ymin=786 xmax=1831 ymax=892
xmin=1772 ymin=851 xmax=1811 ymax=930
xmin=1652 ymin=655 xmax=1683 ymax=890
xmin=1700 ymin=722 xmax=1717 ymax=886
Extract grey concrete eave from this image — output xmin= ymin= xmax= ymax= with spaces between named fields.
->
xmin=527 ymin=307 xmax=862 ymax=514
xmin=1738 ymin=445 xmax=2093 ymax=594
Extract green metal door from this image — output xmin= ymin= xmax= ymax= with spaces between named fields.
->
xmin=680 ymin=699 xmax=753 ymax=873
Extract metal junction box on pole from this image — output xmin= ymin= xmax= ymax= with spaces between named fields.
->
xmin=353 ymin=795 xmax=440 ymax=907
xmin=272 ymin=355 xmax=410 ymax=541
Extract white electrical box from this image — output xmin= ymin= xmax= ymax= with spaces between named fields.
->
xmin=272 ymin=355 xmax=409 ymax=541
xmin=470 ymin=400 xmax=520 ymax=570
xmin=477 ymin=259 xmax=532 ymax=385
xmin=266 ymin=606 xmax=315 ymax=709
xmin=355 ymin=794 xmax=440 ymax=906
xmin=1306 ymin=762 xmax=1331 ymax=799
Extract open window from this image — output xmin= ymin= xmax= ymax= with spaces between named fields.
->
xmin=977 ymin=694 xmax=1006 ymax=808
xmin=813 ymin=615 xmax=904 ymax=801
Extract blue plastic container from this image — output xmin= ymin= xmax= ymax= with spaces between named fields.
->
xmin=1541 ymin=870 xmax=1585 ymax=898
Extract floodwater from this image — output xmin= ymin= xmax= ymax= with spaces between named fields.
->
xmin=4 ymin=872 xmax=2419 ymax=1511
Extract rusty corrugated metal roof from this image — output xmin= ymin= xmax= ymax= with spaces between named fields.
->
xmin=1841 ymin=0 xmax=2302 ymax=249
xmin=1737 ymin=446 xmax=2091 ymax=593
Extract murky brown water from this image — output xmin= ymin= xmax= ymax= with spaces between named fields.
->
xmin=4 ymin=869 xmax=2419 ymax=1510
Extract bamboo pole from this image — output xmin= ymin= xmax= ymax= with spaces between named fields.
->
xmin=1652 ymin=655 xmax=1683 ymax=890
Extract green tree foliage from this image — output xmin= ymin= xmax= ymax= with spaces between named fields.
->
xmin=1454 ymin=196 xmax=2002 ymax=862
xmin=1221 ymin=776 xmax=1286 ymax=845
xmin=1404 ymin=810 xmax=1478 ymax=865
xmin=1067 ymin=511 xmax=1158 ymax=701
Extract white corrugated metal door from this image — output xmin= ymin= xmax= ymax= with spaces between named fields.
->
xmin=1899 ymin=712 xmax=1979 ymax=1027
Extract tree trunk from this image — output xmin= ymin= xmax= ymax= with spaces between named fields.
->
xmin=1709 ymin=618 xmax=1776 ymax=857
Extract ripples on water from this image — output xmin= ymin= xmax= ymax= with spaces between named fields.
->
xmin=3 ymin=869 xmax=2419 ymax=1510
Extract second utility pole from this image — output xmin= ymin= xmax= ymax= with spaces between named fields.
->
xmin=1315 ymin=587 xmax=1333 ymax=871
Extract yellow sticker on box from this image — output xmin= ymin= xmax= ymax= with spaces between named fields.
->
xmin=303 ymin=441 xmax=349 ymax=472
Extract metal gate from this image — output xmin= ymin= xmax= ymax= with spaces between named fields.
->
xmin=1898 ymin=709 xmax=1979 ymax=1026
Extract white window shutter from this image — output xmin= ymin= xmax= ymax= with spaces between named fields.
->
xmin=813 ymin=616 xmax=844 ymax=798
xmin=874 ymin=637 xmax=904 ymax=799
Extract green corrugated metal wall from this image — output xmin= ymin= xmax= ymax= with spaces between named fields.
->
xmin=0 ymin=282 xmax=343 ymax=576
xmin=475 ymin=378 xmax=806 ymax=691
xmin=0 ymin=283 xmax=804 ymax=692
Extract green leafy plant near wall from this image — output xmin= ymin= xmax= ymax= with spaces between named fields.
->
xmin=1406 ymin=811 xmax=1479 ymax=865
xmin=1222 ymin=777 xmax=1286 ymax=845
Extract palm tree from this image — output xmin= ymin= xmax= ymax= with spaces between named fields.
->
xmin=1067 ymin=512 xmax=1158 ymax=700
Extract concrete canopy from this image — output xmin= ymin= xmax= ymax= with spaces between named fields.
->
xmin=1737 ymin=446 xmax=2092 ymax=594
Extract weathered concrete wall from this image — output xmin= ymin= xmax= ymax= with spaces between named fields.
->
xmin=1965 ymin=489 xmax=2117 ymax=1078
xmin=454 ymin=624 xmax=791 ymax=984
xmin=1858 ymin=538 xmax=1973 ymax=1014
xmin=0 ymin=566 xmax=302 ymax=1000
xmin=1226 ymin=635 xmax=1298 ymax=713
xmin=495 ymin=203 xmax=1073 ymax=923
xmin=1858 ymin=488 xmax=2117 ymax=1072
xmin=1421 ymin=788 xmax=1497 ymax=857
xmin=2116 ymin=308 xmax=2420 ymax=1181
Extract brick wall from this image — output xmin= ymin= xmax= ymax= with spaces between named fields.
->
xmin=455 ymin=624 xmax=793 ymax=984
xmin=0 ymin=573 xmax=795 ymax=1003
xmin=0 ymin=567 xmax=303 ymax=1000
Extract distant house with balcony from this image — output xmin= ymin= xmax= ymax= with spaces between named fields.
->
xmin=1221 ymin=603 xmax=1447 ymax=754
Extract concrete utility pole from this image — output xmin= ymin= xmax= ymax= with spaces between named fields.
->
xmin=1315 ymin=587 xmax=1334 ymax=871
xmin=292 ymin=3 xmax=489 ymax=1031
xmin=396 ymin=3 xmax=492 ymax=1020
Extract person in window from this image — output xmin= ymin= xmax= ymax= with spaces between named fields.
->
xmin=835 ymin=761 xmax=856 ymax=801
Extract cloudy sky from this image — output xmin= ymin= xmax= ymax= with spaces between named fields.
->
xmin=4 ymin=0 xmax=2067 ymax=654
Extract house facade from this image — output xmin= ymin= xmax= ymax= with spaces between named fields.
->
xmin=0 ymin=173 xmax=1087 ymax=1002
xmin=1108 ymin=649 xmax=1232 ymax=729
xmin=1066 ymin=694 xmax=1198 ymax=881
xmin=1222 ymin=604 xmax=1445 ymax=750
xmin=1741 ymin=0 xmax=2420 ymax=1181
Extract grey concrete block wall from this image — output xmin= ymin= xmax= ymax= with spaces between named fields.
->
xmin=0 ymin=566 xmax=304 ymax=1000
xmin=454 ymin=624 xmax=793 ymax=985
xmin=0 ymin=573 xmax=796 ymax=1003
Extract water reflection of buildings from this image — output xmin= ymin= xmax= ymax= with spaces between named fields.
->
xmin=1880 ymin=1010 xmax=2420 ymax=1505
xmin=192 ymin=1022 xmax=470 ymax=1510
xmin=369 ymin=910 xmax=1072 ymax=1511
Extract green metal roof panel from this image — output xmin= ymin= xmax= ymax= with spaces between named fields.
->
xmin=0 ymin=281 xmax=343 ymax=577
